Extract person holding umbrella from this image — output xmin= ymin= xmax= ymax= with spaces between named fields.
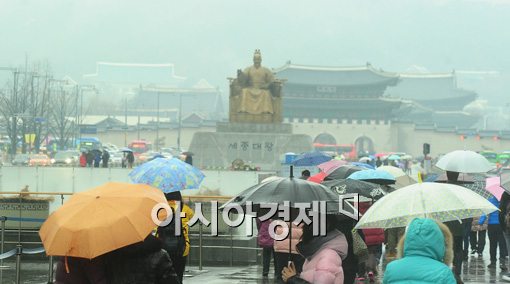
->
xmin=281 ymin=216 xmax=348 ymax=284
xmin=158 ymin=191 xmax=195 ymax=283
xmin=105 ymin=233 xmax=181 ymax=284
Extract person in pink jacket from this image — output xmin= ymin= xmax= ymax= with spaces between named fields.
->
xmin=282 ymin=218 xmax=348 ymax=284
xmin=274 ymin=220 xmax=305 ymax=281
xmin=257 ymin=219 xmax=275 ymax=277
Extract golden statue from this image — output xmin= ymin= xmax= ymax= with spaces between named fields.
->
xmin=229 ymin=50 xmax=283 ymax=123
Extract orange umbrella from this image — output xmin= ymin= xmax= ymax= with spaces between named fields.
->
xmin=39 ymin=182 xmax=166 ymax=259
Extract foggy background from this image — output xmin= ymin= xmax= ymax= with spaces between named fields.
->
xmin=1 ymin=0 xmax=509 ymax=105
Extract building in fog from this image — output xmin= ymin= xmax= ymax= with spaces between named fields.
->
xmin=274 ymin=62 xmax=403 ymax=122
xmin=274 ymin=63 xmax=481 ymax=129
xmin=83 ymin=62 xmax=224 ymax=121
xmin=385 ymin=72 xmax=480 ymax=128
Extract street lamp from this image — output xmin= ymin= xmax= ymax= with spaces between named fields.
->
xmin=156 ymin=92 xmax=160 ymax=152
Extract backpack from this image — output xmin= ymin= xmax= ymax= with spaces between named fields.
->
xmin=156 ymin=214 xmax=186 ymax=260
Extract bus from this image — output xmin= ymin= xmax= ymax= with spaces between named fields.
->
xmin=480 ymin=151 xmax=498 ymax=164
xmin=128 ymin=140 xmax=152 ymax=156
xmin=76 ymin=137 xmax=102 ymax=152
xmin=313 ymin=143 xmax=357 ymax=160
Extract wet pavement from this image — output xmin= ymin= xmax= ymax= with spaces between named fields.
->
xmin=2 ymin=250 xmax=510 ymax=283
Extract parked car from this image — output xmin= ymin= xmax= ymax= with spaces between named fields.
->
xmin=29 ymin=154 xmax=51 ymax=167
xmin=12 ymin=154 xmax=30 ymax=166
xmin=51 ymin=151 xmax=80 ymax=166
xmin=109 ymin=151 xmax=123 ymax=167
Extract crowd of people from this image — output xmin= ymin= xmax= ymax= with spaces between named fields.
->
xmin=78 ymin=150 xmax=134 ymax=168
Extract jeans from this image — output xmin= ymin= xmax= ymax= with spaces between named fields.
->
xmin=453 ymin=236 xmax=463 ymax=275
xmin=488 ymin=224 xmax=508 ymax=262
xmin=463 ymin=221 xmax=472 ymax=252
xmin=173 ymin=255 xmax=186 ymax=283
xmin=470 ymin=230 xmax=487 ymax=253
xmin=262 ymin=247 xmax=274 ymax=275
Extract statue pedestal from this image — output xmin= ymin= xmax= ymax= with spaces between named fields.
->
xmin=189 ymin=122 xmax=312 ymax=171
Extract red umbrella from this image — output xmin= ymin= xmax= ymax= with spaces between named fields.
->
xmin=308 ymin=172 xmax=327 ymax=183
xmin=317 ymin=159 xmax=348 ymax=175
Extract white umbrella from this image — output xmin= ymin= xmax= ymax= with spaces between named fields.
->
xmin=435 ymin=150 xmax=493 ymax=174
xmin=377 ymin=166 xmax=406 ymax=178
xmin=359 ymin=157 xmax=371 ymax=163
xmin=355 ymin=182 xmax=498 ymax=229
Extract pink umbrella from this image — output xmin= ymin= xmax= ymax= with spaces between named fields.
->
xmin=317 ymin=159 xmax=348 ymax=175
xmin=486 ymin=176 xmax=504 ymax=200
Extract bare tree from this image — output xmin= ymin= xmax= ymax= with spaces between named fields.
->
xmin=49 ymin=85 xmax=76 ymax=150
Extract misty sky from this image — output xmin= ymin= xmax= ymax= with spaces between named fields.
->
xmin=1 ymin=0 xmax=509 ymax=104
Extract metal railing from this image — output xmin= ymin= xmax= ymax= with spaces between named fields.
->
xmin=0 ymin=192 xmax=261 ymax=283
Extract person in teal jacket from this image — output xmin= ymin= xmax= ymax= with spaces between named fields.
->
xmin=383 ymin=218 xmax=456 ymax=284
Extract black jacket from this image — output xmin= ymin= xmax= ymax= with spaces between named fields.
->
xmin=500 ymin=192 xmax=510 ymax=232
xmin=106 ymin=235 xmax=181 ymax=284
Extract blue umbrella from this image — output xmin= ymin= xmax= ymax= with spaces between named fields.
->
xmin=348 ymin=169 xmax=396 ymax=185
xmin=292 ymin=151 xmax=332 ymax=167
xmin=129 ymin=158 xmax=205 ymax=193
xmin=351 ymin=162 xmax=376 ymax=170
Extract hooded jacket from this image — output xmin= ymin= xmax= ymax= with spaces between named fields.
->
xmin=106 ymin=235 xmax=181 ymax=284
xmin=383 ymin=218 xmax=456 ymax=284
xmin=274 ymin=221 xmax=303 ymax=254
xmin=288 ymin=229 xmax=348 ymax=284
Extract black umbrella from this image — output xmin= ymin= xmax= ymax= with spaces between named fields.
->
xmin=221 ymin=177 xmax=341 ymax=215
xmin=324 ymin=165 xmax=364 ymax=181
xmin=220 ymin=175 xmax=342 ymax=260
xmin=321 ymin=179 xmax=387 ymax=201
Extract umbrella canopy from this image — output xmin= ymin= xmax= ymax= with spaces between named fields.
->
xmin=308 ymin=172 xmax=327 ymax=184
xmin=355 ymin=182 xmax=499 ymax=229
xmin=501 ymin=172 xmax=510 ymax=192
xmin=375 ymin=153 xmax=388 ymax=158
xmin=486 ymin=176 xmax=504 ymax=200
xmin=292 ymin=151 xmax=332 ymax=167
xmin=325 ymin=165 xmax=365 ymax=181
xmin=359 ymin=157 xmax=371 ymax=163
xmin=317 ymin=159 xmax=348 ymax=175
xmin=322 ymin=179 xmax=387 ymax=201
xmin=350 ymin=162 xmax=375 ymax=170
xmin=119 ymin=147 xmax=133 ymax=152
xmin=348 ymin=169 xmax=396 ymax=185
xmin=435 ymin=172 xmax=475 ymax=182
xmin=39 ymin=182 xmax=166 ymax=258
xmin=377 ymin=166 xmax=406 ymax=178
xmin=220 ymin=177 xmax=341 ymax=215
xmin=394 ymin=175 xmax=416 ymax=189
xmin=387 ymin=154 xmax=401 ymax=161
xmin=129 ymin=158 xmax=205 ymax=193
xmin=436 ymin=150 xmax=493 ymax=173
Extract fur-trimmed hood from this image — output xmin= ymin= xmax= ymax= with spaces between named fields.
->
xmin=396 ymin=218 xmax=453 ymax=266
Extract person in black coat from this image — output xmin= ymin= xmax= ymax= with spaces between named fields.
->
xmin=55 ymin=256 xmax=107 ymax=284
xmin=102 ymin=150 xmax=110 ymax=168
xmin=106 ymin=234 xmax=181 ymax=284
